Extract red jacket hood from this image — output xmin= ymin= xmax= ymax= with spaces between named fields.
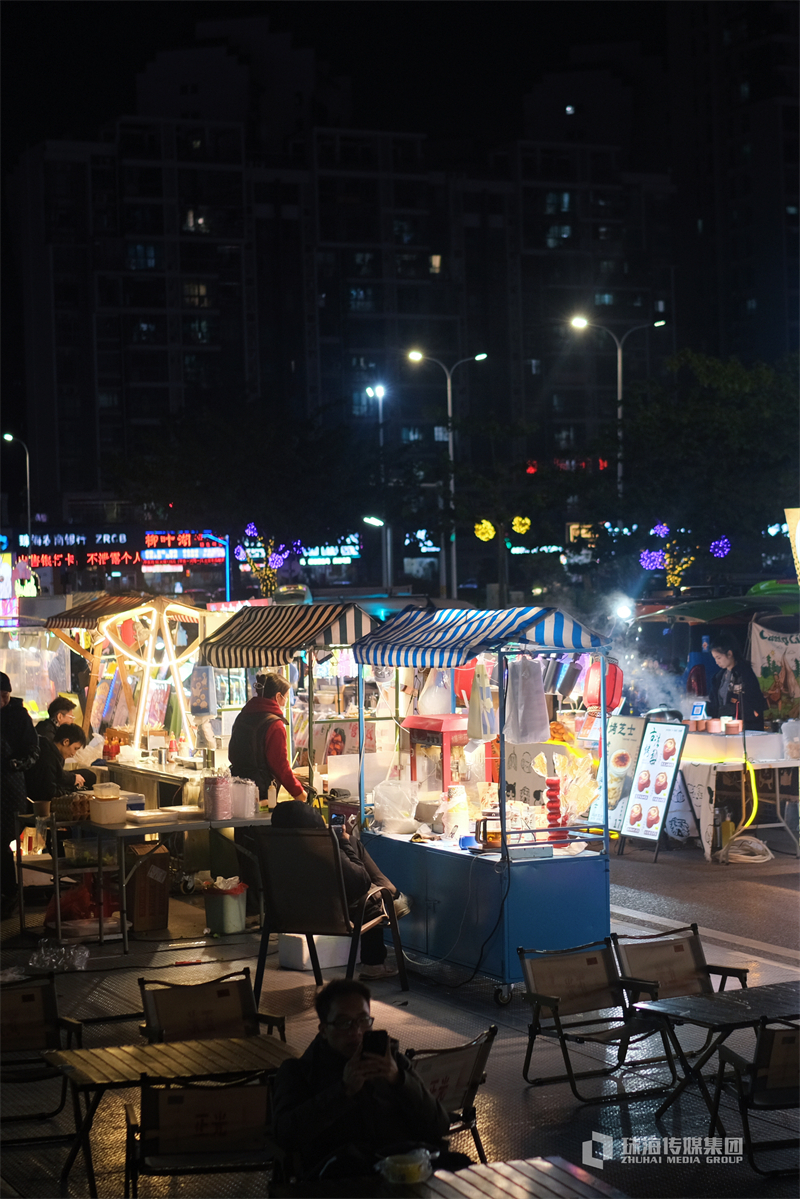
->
xmin=241 ymin=696 xmax=287 ymax=720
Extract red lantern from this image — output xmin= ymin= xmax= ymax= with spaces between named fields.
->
xmin=584 ymin=658 xmax=624 ymax=711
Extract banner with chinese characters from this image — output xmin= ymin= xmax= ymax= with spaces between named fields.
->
xmin=619 ymin=721 xmax=687 ymax=842
xmin=587 ymin=716 xmax=646 ymax=831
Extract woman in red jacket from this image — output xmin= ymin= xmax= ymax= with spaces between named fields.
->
xmin=228 ymin=673 xmax=305 ymax=800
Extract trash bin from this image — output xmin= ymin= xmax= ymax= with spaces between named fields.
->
xmin=203 ymin=882 xmax=248 ymax=934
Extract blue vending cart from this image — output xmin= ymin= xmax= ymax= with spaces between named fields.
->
xmin=352 ymin=604 xmax=614 ymax=1003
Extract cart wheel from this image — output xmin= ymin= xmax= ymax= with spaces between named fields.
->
xmin=493 ymin=985 xmax=513 ymax=1006
xmin=180 ymin=876 xmax=195 ymax=895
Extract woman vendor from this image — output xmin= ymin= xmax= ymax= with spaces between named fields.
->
xmin=707 ymin=632 xmax=766 ymax=731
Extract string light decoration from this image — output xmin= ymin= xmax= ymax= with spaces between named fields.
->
xmin=236 ymin=523 xmax=277 ymax=596
xmin=98 ymin=597 xmax=205 ymax=751
xmin=664 ymin=541 xmax=695 ymax=588
xmin=511 ymin=516 xmax=531 ymax=535
xmin=474 ymin=520 xmax=496 ymax=542
xmin=639 ymin=549 xmax=666 ymax=570
xmin=710 ymin=537 xmax=731 ymax=558
xmin=651 ymin=523 xmax=670 ymax=538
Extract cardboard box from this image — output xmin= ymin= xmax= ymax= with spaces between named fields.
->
xmin=125 ymin=843 xmax=170 ymax=931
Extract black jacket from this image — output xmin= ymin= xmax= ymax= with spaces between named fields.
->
xmin=272 ymin=1034 xmax=449 ymax=1177
xmin=1 ymin=697 xmax=40 ymax=832
xmin=24 ymin=736 xmax=78 ymax=805
xmin=706 ymin=659 xmax=766 ymax=730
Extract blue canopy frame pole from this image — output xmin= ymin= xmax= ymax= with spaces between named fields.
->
xmin=358 ymin=664 xmax=366 ymax=825
xmin=600 ymin=649 xmax=610 ymax=856
xmin=498 ymin=651 xmax=508 ymax=854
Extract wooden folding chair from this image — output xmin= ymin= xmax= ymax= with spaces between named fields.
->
xmin=518 ymin=939 xmax=677 ymax=1104
xmin=138 ymin=966 xmax=285 ymax=1043
xmin=709 ymin=1019 xmax=800 ymax=1177
xmin=406 ymin=1025 xmax=498 ymax=1162
xmin=124 ymin=1071 xmax=276 ymax=1197
xmin=251 ymin=826 xmax=408 ymax=1001
xmin=1 ymin=972 xmax=83 ymax=1147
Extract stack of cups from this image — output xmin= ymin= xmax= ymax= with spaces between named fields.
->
xmin=204 ymin=775 xmax=232 ymax=820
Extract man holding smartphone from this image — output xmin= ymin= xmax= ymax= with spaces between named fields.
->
xmin=273 ymin=977 xmax=455 ymax=1180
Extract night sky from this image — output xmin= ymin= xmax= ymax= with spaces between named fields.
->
xmin=3 ymin=1 xmax=669 ymax=159
xmin=0 ymin=0 xmax=669 ymax=503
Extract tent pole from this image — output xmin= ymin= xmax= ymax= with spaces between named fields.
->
xmin=307 ymin=652 xmax=315 ymax=794
xmin=600 ymin=651 xmax=610 ymax=856
xmin=358 ymin=665 xmax=365 ymax=824
xmin=498 ymin=651 xmax=508 ymax=855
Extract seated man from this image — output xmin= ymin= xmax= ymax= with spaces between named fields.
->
xmin=270 ymin=799 xmax=405 ymax=980
xmin=25 ymin=725 xmax=88 ymax=805
xmin=36 ymin=698 xmax=96 ymax=789
xmin=272 ymin=977 xmax=461 ymax=1180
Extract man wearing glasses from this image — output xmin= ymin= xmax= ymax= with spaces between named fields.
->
xmin=273 ymin=977 xmax=453 ymax=1180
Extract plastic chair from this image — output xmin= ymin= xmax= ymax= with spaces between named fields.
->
xmin=406 ymin=1025 xmax=498 ymax=1162
xmin=124 ymin=1072 xmax=275 ymax=1197
xmin=138 ymin=967 xmax=286 ymax=1043
xmin=251 ymin=826 xmax=408 ymax=1001
xmin=517 ymin=939 xmax=677 ymax=1104
xmin=1 ymin=972 xmax=83 ymax=1147
xmin=612 ymin=923 xmax=748 ymax=1056
xmin=708 ymin=1019 xmax=800 ymax=1177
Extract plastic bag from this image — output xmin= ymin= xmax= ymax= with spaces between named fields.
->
xmin=68 ymin=734 xmax=104 ymax=768
xmin=373 ymin=781 xmax=419 ymax=832
xmin=467 ymin=664 xmax=497 ymax=740
xmin=44 ymin=883 xmax=94 ymax=926
xmin=504 ymin=657 xmax=550 ymax=745
xmin=418 ymin=669 xmax=453 ymax=716
xmin=28 ymin=940 xmax=90 ymax=972
xmin=203 ymin=875 xmax=248 ymax=895
xmin=434 ymin=785 xmax=470 ymax=840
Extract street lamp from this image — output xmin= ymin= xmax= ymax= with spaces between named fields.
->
xmin=569 ymin=318 xmax=665 ymax=497
xmin=407 ymin=350 xmax=487 ymax=598
xmin=3 ymin=433 xmax=31 ymax=544
xmin=365 ymin=385 xmax=391 ymax=589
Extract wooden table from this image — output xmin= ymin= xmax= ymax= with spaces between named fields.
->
xmin=634 ymin=979 xmax=800 ymax=1129
xmin=43 ymin=1035 xmax=297 ymax=1198
xmin=423 ymin=1157 xmax=628 ymax=1198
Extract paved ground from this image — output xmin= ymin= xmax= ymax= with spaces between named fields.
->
xmin=1 ymin=819 xmax=798 ymax=1199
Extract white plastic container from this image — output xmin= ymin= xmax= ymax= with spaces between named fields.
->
xmin=782 ymin=720 xmax=800 ymax=761
xmin=92 ymin=782 xmax=121 ymax=799
xmin=278 ymin=933 xmax=357 ymax=972
xmin=230 ymin=778 xmax=256 ymax=817
xmin=89 ymin=796 xmax=127 ymax=824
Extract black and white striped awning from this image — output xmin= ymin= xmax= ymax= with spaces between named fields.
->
xmin=198 ymin=603 xmax=377 ymax=668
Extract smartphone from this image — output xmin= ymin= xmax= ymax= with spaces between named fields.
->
xmin=361 ymin=1028 xmax=389 ymax=1056
xmin=330 ymin=813 xmax=345 ymax=826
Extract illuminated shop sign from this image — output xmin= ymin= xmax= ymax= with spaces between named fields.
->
xmin=298 ymin=535 xmax=361 ymax=567
xmin=17 ymin=550 xmax=142 ymax=569
xmin=17 ymin=531 xmax=129 ymax=549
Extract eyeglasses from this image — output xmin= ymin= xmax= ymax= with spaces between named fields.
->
xmin=325 ymin=1015 xmax=374 ymax=1032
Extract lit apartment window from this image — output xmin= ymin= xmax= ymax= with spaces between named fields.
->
xmin=594 ymin=293 xmax=614 ymax=306
xmin=352 ymin=391 xmax=368 ymax=416
xmin=655 ymin=300 xmax=665 ymax=312
xmin=545 ymin=225 xmax=571 ymax=248
xmin=183 ymin=282 xmax=209 ymax=307
xmin=348 ymin=287 xmax=375 ymax=312
xmin=434 ymin=426 xmax=449 ymax=442
xmin=428 ymin=254 xmax=442 ymax=274
xmin=746 ymin=298 xmax=757 ymax=312
xmin=402 ymin=427 xmax=423 ymax=443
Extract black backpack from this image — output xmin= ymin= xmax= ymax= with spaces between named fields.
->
xmin=227 ymin=709 xmax=286 ymax=796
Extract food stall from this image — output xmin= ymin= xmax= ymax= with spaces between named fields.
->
xmin=198 ymin=602 xmax=379 ymax=792
xmin=638 ymin=590 xmax=800 ymax=858
xmin=350 ymin=604 xmax=613 ymax=1001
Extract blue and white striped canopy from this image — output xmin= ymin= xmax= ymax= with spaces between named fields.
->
xmin=199 ymin=602 xmax=376 ymax=668
xmin=351 ymin=605 xmax=607 ymax=668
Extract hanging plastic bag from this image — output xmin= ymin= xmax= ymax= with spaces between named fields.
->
xmin=418 ymin=668 xmax=453 ymax=716
xmin=504 ymin=657 xmax=550 ymax=744
xmin=468 ymin=664 xmax=497 ymax=740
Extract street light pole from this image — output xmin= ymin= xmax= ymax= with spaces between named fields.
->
xmin=569 ymin=319 xmax=665 ymax=498
xmin=407 ymin=351 xmax=487 ymax=600
xmin=3 ymin=433 xmax=31 ymax=545
xmin=366 ymin=385 xmax=391 ymax=589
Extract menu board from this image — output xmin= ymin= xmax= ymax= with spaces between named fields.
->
xmin=587 ymin=716 xmax=646 ymax=831
xmin=619 ymin=721 xmax=687 ymax=842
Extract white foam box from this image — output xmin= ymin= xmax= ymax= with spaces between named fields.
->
xmin=278 ymin=933 xmax=358 ymax=972
xmin=682 ymin=730 xmax=784 ymax=763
